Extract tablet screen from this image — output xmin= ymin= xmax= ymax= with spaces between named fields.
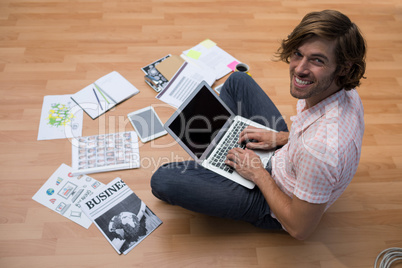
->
xmin=128 ymin=107 xmax=166 ymax=142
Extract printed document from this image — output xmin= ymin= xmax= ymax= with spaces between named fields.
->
xmin=183 ymin=39 xmax=240 ymax=80
xmin=37 ymin=95 xmax=83 ymax=140
xmin=156 ymin=61 xmax=216 ymax=108
xmin=32 ymin=164 xmax=104 ymax=229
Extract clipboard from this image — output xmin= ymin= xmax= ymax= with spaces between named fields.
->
xmin=156 ymin=55 xmax=185 ymax=81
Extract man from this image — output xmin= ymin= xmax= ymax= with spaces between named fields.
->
xmin=151 ymin=10 xmax=366 ymax=240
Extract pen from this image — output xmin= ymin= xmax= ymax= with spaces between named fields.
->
xmin=94 ymin=83 xmax=110 ymax=104
xmin=93 ymin=88 xmax=103 ymax=110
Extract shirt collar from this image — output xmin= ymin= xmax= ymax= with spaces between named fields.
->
xmin=291 ymin=89 xmax=346 ymax=132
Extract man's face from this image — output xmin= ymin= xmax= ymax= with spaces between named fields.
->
xmin=289 ymin=36 xmax=340 ymax=108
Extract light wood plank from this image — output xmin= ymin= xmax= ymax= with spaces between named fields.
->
xmin=1 ymin=0 xmax=402 ymax=267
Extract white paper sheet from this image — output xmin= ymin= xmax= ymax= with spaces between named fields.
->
xmin=37 ymin=95 xmax=83 ymax=140
xmin=183 ymin=40 xmax=240 ymax=80
xmin=32 ymin=164 xmax=104 ymax=229
xmin=156 ymin=61 xmax=216 ymax=108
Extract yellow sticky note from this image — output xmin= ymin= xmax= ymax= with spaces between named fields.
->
xmin=187 ymin=49 xmax=202 ymax=60
xmin=200 ymin=39 xmax=216 ymax=49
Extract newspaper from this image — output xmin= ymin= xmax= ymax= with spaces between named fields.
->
xmin=80 ymin=177 xmax=162 ymax=255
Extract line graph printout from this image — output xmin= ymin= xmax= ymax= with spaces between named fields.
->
xmin=156 ymin=62 xmax=215 ymax=108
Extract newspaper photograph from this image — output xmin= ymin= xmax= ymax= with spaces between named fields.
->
xmin=80 ymin=177 xmax=162 ymax=255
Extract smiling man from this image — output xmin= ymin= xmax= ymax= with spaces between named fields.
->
xmin=290 ymin=36 xmax=340 ymax=107
xmin=151 ymin=10 xmax=366 ymax=240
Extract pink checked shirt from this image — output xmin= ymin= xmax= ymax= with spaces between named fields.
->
xmin=271 ymin=88 xmax=364 ymax=210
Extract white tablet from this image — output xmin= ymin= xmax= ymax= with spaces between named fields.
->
xmin=128 ymin=106 xmax=167 ymax=143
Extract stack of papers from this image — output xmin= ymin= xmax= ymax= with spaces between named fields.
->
xmin=183 ymin=39 xmax=240 ymax=80
xmin=156 ymin=39 xmax=239 ymax=108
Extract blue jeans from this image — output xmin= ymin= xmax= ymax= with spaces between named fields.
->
xmin=151 ymin=72 xmax=289 ymax=229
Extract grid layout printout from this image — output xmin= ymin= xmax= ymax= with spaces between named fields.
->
xmin=72 ymin=131 xmax=140 ymax=175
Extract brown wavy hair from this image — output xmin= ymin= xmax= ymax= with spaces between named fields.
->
xmin=276 ymin=10 xmax=366 ymax=91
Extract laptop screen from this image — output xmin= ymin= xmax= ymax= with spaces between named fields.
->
xmin=167 ymin=85 xmax=231 ymax=158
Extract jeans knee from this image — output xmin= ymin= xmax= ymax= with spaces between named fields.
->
xmin=150 ymin=165 xmax=168 ymax=200
xmin=151 ymin=162 xmax=187 ymax=201
xmin=228 ymin=71 xmax=251 ymax=82
xmin=226 ymin=72 xmax=252 ymax=90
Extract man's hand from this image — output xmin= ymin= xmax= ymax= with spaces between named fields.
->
xmin=238 ymin=126 xmax=289 ymax=150
xmin=226 ymin=147 xmax=327 ymax=241
xmin=225 ymin=148 xmax=268 ymax=183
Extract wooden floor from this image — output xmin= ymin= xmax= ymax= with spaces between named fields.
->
xmin=1 ymin=0 xmax=402 ymax=267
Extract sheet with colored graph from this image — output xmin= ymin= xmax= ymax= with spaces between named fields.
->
xmin=37 ymin=94 xmax=83 ymax=140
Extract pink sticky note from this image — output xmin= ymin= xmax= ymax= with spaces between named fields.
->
xmin=227 ymin=61 xmax=239 ymax=71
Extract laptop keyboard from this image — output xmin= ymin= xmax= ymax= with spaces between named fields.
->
xmin=210 ymin=121 xmax=247 ymax=173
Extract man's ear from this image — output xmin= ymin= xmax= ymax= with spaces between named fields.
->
xmin=339 ymin=61 xmax=353 ymax=76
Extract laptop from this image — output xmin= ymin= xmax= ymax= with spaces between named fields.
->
xmin=164 ymin=81 xmax=276 ymax=189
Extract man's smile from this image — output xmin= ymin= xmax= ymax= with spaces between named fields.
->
xmin=294 ymin=76 xmax=313 ymax=87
